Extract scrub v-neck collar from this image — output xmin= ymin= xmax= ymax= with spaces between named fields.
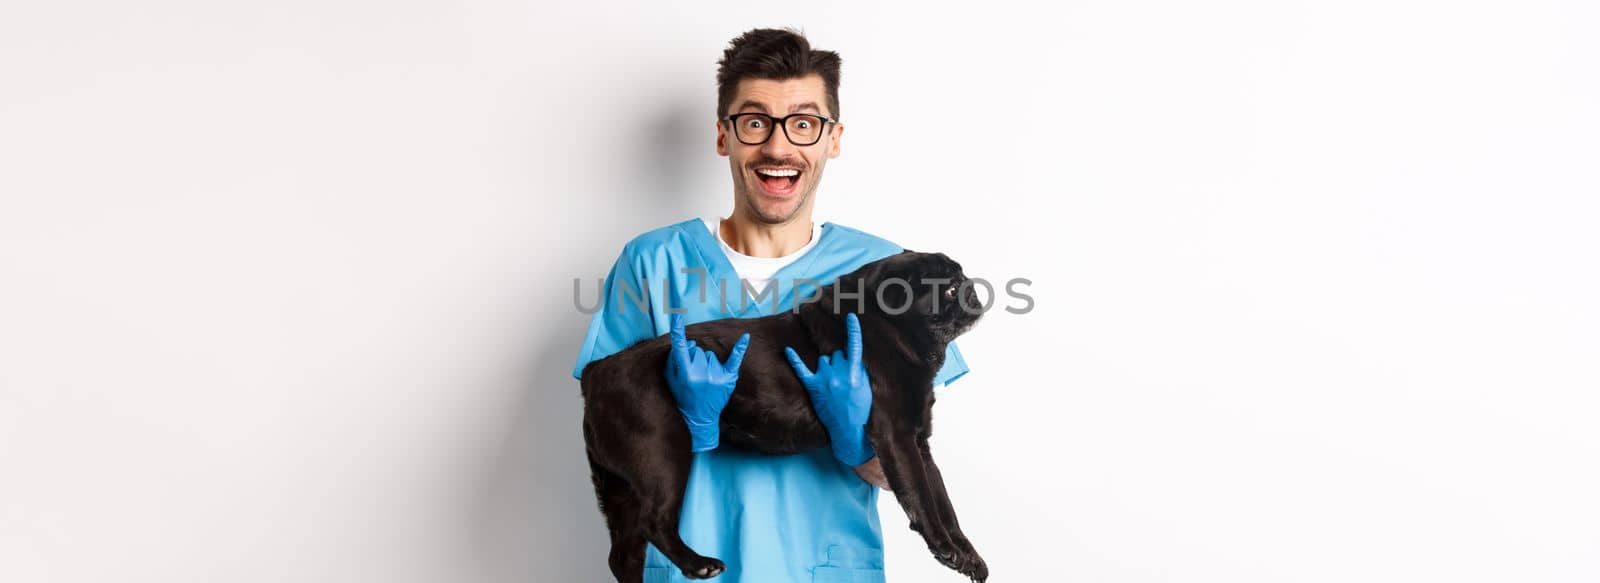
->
xmin=680 ymin=217 xmax=835 ymax=318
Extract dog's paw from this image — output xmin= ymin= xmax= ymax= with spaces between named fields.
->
xmin=942 ymin=550 xmax=987 ymax=582
xmin=961 ymin=556 xmax=989 ymax=582
xmin=929 ymin=539 xmax=987 ymax=580
xmin=679 ymin=556 xmax=725 ymax=579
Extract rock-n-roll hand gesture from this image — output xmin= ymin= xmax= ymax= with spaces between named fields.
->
xmin=784 ymin=312 xmax=876 ymax=468
xmin=664 ymin=313 xmax=751 ymax=452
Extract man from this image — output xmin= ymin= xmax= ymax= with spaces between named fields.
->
xmin=572 ymin=28 xmax=969 ymax=582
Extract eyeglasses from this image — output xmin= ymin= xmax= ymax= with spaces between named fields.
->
xmin=721 ymin=112 xmax=837 ymax=146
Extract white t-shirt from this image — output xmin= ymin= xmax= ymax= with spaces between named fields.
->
xmin=703 ymin=216 xmax=823 ymax=300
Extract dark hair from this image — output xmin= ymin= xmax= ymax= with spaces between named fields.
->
xmin=716 ymin=28 xmax=842 ymax=121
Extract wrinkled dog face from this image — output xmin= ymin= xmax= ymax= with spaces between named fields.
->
xmin=854 ymin=251 xmax=984 ymax=343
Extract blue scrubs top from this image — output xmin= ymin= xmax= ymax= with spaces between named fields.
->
xmin=573 ymin=218 xmax=969 ymax=583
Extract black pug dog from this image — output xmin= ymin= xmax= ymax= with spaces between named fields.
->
xmin=579 ymin=250 xmax=987 ymax=582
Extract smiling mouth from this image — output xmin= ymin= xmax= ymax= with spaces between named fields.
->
xmin=753 ymin=167 xmax=802 ymax=196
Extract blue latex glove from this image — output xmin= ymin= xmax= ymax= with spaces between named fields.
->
xmin=784 ymin=312 xmax=875 ymax=467
xmin=665 ymin=313 xmax=751 ymax=452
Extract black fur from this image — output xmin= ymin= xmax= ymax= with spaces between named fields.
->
xmin=579 ymin=250 xmax=987 ymax=582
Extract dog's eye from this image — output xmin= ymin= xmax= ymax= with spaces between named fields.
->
xmin=944 ymin=286 xmax=957 ymax=299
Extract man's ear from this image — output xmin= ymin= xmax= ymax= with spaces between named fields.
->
xmin=715 ymin=119 xmax=729 ymax=157
xmin=828 ymin=122 xmax=844 ymax=159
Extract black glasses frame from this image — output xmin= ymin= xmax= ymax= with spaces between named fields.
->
xmin=720 ymin=112 xmax=838 ymax=146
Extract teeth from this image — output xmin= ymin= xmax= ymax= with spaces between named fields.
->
xmin=756 ymin=168 xmax=799 ymax=177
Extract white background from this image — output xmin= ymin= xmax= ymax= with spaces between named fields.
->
xmin=2 ymin=1 xmax=1597 ymax=582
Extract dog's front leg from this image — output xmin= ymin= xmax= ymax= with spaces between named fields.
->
xmin=873 ymin=427 xmax=977 ymax=580
xmin=918 ymin=435 xmax=987 ymax=581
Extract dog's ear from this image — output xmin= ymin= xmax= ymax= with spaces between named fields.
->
xmin=877 ymin=278 xmax=911 ymax=312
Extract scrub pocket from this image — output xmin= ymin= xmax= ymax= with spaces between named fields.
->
xmin=810 ymin=545 xmax=886 ymax=583
xmin=642 ymin=567 xmax=675 ymax=583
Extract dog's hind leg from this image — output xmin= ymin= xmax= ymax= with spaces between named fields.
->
xmin=586 ymin=449 xmax=646 ymax=583
xmin=622 ymin=439 xmax=726 ymax=580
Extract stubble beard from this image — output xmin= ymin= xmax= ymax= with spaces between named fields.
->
xmin=737 ymin=159 xmax=825 ymax=226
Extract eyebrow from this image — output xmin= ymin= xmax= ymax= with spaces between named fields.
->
xmin=734 ymin=100 xmax=826 ymax=116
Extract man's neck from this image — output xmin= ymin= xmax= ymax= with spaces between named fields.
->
xmin=719 ymin=211 xmax=815 ymax=258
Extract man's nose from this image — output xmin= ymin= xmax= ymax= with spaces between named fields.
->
xmin=761 ymin=128 xmax=798 ymax=158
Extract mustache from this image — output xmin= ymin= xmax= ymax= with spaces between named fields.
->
xmin=747 ymin=157 xmax=806 ymax=170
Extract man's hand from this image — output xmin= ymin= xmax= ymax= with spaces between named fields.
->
xmin=665 ymin=313 xmax=751 ymax=452
xmin=853 ymin=456 xmax=890 ymax=490
xmin=785 ymin=312 xmax=875 ymax=467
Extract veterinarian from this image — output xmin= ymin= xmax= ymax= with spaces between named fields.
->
xmin=572 ymin=28 xmax=969 ymax=582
